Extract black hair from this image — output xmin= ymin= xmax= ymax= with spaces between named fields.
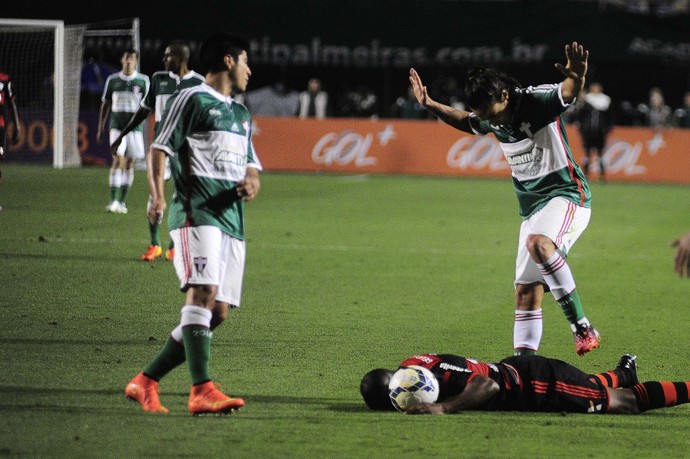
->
xmin=360 ymin=369 xmax=395 ymax=411
xmin=121 ymin=48 xmax=138 ymax=58
xmin=464 ymin=67 xmax=520 ymax=110
xmin=167 ymin=40 xmax=190 ymax=61
xmin=199 ymin=33 xmax=250 ymax=73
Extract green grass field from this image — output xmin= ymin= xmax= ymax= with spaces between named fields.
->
xmin=1 ymin=164 xmax=690 ymax=458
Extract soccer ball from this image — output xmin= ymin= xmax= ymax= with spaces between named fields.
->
xmin=388 ymin=365 xmax=439 ymax=411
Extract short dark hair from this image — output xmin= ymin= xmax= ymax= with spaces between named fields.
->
xmin=464 ymin=67 xmax=520 ymax=110
xmin=199 ymin=33 xmax=250 ymax=73
xmin=167 ymin=40 xmax=190 ymax=62
xmin=360 ymin=369 xmax=395 ymax=411
xmin=121 ymin=48 xmax=138 ymax=58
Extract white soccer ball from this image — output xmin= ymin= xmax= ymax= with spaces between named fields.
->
xmin=388 ymin=365 xmax=439 ymax=411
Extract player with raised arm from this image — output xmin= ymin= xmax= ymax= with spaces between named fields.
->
xmin=124 ymin=33 xmax=261 ymax=415
xmin=361 ymin=353 xmax=690 ymax=415
xmin=111 ymin=42 xmax=205 ymax=261
xmin=98 ymin=49 xmax=150 ymax=214
xmin=409 ymin=43 xmax=598 ymax=356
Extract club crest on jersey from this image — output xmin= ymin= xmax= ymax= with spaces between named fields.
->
xmin=194 ymin=256 xmax=208 ymax=274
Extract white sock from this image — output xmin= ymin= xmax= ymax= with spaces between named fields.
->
xmin=124 ymin=167 xmax=134 ymax=187
xmin=109 ymin=168 xmax=122 ymax=190
xmin=514 ymin=308 xmax=543 ymax=352
xmin=537 ymin=252 xmax=576 ymax=301
xmin=180 ymin=305 xmax=212 ymax=329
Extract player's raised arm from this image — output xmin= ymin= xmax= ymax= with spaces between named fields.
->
xmin=406 ymin=375 xmax=500 ymax=415
xmin=409 ymin=68 xmax=473 ymax=133
xmin=555 ymin=41 xmax=588 ymax=103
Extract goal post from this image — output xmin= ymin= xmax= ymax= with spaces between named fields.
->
xmin=0 ymin=19 xmax=85 ymax=168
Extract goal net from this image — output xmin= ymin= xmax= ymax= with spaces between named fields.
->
xmin=0 ymin=19 xmax=85 ymax=168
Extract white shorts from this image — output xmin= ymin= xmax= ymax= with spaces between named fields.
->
xmin=515 ymin=197 xmax=591 ymax=287
xmin=110 ymin=129 xmax=145 ymax=159
xmin=170 ymin=225 xmax=246 ymax=307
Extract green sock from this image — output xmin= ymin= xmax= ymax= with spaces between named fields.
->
xmin=149 ymin=221 xmax=161 ymax=246
xmin=119 ymin=185 xmax=130 ymax=203
xmin=167 ymin=239 xmax=175 ymax=250
xmin=556 ymin=290 xmax=586 ymax=325
xmin=110 ymin=187 xmax=120 ymax=202
xmin=182 ymin=326 xmax=212 ymax=384
xmin=514 ymin=348 xmax=537 ymax=356
xmin=143 ymin=337 xmax=186 ymax=381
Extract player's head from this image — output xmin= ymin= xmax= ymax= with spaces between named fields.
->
xmin=120 ymin=48 xmax=138 ymax=74
xmin=360 ymin=368 xmax=396 ymax=411
xmin=163 ymin=41 xmax=190 ymax=73
xmin=199 ymin=33 xmax=251 ymax=93
xmin=464 ymin=67 xmax=520 ymax=124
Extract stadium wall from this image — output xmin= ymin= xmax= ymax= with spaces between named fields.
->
xmin=5 ymin=112 xmax=690 ymax=184
xmin=251 ymin=117 xmax=690 ymax=185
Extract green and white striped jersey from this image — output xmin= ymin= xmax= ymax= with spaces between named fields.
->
xmin=151 ymin=84 xmax=262 ymax=239
xmin=142 ymin=70 xmax=205 ymax=129
xmin=468 ymin=83 xmax=590 ymax=219
xmin=101 ymin=71 xmax=150 ymax=131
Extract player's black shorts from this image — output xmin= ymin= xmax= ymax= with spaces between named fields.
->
xmin=500 ymin=355 xmax=609 ymax=414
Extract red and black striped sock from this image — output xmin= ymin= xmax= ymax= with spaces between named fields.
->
xmin=632 ymin=381 xmax=690 ymax=412
xmin=592 ymin=371 xmax=620 ymax=388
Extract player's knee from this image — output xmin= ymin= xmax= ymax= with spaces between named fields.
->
xmin=525 ymin=234 xmax=555 ymax=260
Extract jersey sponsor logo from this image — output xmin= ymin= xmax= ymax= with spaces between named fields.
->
xmin=411 ymin=354 xmax=435 ymax=364
xmin=506 ymin=147 xmax=544 ymax=176
xmin=231 ymin=122 xmax=240 ymax=133
xmin=194 ymin=256 xmax=207 ymax=274
xmin=214 ymin=149 xmax=248 ymax=169
xmin=439 ymin=362 xmax=471 ymax=373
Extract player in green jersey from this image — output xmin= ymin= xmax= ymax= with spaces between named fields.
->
xmin=97 ymin=49 xmax=150 ymax=214
xmin=111 ymin=42 xmax=205 ymax=262
xmin=125 ymin=33 xmax=260 ymax=415
xmin=409 ymin=42 xmax=599 ymax=357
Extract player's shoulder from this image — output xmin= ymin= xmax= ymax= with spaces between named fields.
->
xmin=187 ymin=70 xmax=205 ymax=82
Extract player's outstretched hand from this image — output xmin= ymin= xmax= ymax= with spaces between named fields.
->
xmin=409 ymin=68 xmax=431 ymax=107
xmin=405 ymin=403 xmax=446 ymax=415
xmin=554 ymin=41 xmax=589 ymax=80
xmin=672 ymin=231 xmax=690 ymax=277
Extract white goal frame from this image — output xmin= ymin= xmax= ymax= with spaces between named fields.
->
xmin=0 ymin=19 xmax=67 ymax=167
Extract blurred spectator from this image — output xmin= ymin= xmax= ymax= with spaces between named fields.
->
xmin=575 ymin=82 xmax=612 ymax=180
xmin=297 ymin=78 xmax=329 ymax=119
xmin=637 ymin=87 xmax=672 ymax=129
xmin=339 ymin=85 xmax=378 ymax=119
xmin=673 ymin=91 xmax=690 ymax=128
xmin=81 ymin=52 xmax=116 ymax=110
xmin=244 ymin=81 xmax=299 ymax=117
xmin=390 ymin=85 xmax=429 ymax=119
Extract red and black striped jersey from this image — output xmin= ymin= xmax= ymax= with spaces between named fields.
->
xmin=0 ymin=72 xmax=16 ymax=128
xmin=399 ymin=354 xmax=522 ymax=410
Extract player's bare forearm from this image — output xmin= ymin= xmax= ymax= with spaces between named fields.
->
xmin=409 ymin=67 xmax=472 ymax=133
xmin=147 ymin=148 xmax=166 ymax=201
xmin=426 ymin=99 xmax=473 ymax=133
xmin=121 ymin=107 xmax=151 ymax=138
xmin=406 ymin=376 xmax=500 ymax=415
